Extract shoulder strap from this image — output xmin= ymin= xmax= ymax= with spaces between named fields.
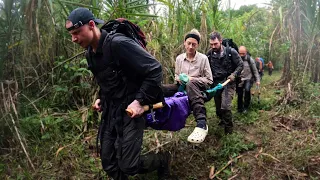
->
xmin=103 ymin=32 xmax=123 ymax=67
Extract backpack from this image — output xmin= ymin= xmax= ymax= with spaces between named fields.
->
xmin=259 ymin=57 xmax=265 ymax=67
xmin=101 ymin=18 xmax=147 ymax=49
xmin=100 ymin=19 xmax=176 ymax=130
xmin=221 ymin=39 xmax=241 ymax=77
xmin=222 ymin=40 xmax=257 ymax=80
xmin=222 ymin=38 xmax=239 ymax=55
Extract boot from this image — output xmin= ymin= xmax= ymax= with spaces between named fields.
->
xmin=157 ymin=151 xmax=171 ymax=180
xmin=222 ymin=110 xmax=233 ymax=135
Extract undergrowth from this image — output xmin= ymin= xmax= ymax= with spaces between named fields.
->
xmin=2 ymin=71 xmax=320 ymax=179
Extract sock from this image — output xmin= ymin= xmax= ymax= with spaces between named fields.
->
xmin=196 ymin=119 xmax=207 ymax=130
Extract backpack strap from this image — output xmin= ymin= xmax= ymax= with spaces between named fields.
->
xmin=225 ymin=42 xmax=232 ymax=58
xmin=247 ymin=55 xmax=258 ymax=82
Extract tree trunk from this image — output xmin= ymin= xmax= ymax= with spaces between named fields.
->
xmin=278 ymin=53 xmax=291 ymax=85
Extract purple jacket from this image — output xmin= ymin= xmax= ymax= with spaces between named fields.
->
xmin=146 ymin=92 xmax=190 ymax=131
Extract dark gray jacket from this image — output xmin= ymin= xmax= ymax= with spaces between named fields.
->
xmin=206 ymin=46 xmax=243 ymax=82
xmin=241 ymin=55 xmax=260 ymax=82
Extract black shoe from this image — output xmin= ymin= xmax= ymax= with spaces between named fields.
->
xmin=237 ymin=109 xmax=244 ymax=113
xmin=157 ymin=152 xmax=171 ymax=180
xmin=218 ymin=120 xmax=225 ymax=127
xmin=224 ymin=126 xmax=233 ymax=134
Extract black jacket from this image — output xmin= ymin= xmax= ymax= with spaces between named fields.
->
xmin=86 ymin=30 xmax=163 ymax=106
xmin=206 ymin=46 xmax=243 ymax=81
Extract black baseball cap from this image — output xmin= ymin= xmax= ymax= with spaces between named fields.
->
xmin=66 ymin=7 xmax=104 ymax=31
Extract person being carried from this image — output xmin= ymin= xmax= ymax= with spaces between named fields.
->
xmin=65 ymin=7 xmax=171 ymax=180
xmin=237 ymin=46 xmax=260 ymax=113
xmin=162 ymin=29 xmax=213 ymax=144
xmin=206 ymin=32 xmax=243 ymax=134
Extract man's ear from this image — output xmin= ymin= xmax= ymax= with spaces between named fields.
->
xmin=88 ymin=20 xmax=95 ymax=30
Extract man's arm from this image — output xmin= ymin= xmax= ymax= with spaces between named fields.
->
xmin=112 ymin=36 xmax=162 ymax=105
xmin=250 ymin=57 xmax=260 ymax=83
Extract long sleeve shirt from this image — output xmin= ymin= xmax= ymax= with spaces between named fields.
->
xmin=174 ymin=51 xmax=213 ymax=86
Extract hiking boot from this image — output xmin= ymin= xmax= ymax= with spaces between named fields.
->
xmin=157 ymin=152 xmax=171 ymax=180
xmin=225 ymin=126 xmax=233 ymax=134
xmin=218 ymin=120 xmax=225 ymax=127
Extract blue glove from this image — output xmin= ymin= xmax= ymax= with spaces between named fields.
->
xmin=206 ymin=83 xmax=223 ymax=96
xmin=179 ymin=73 xmax=189 ymax=85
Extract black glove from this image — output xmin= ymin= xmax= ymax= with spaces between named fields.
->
xmin=227 ymin=73 xmax=235 ymax=82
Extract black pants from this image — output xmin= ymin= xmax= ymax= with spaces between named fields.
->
xmin=268 ymin=68 xmax=273 ymax=76
xmin=162 ymin=80 xmax=207 ymax=121
xmin=100 ymin=105 xmax=164 ymax=180
xmin=259 ymin=71 xmax=263 ymax=80
xmin=237 ymin=80 xmax=252 ymax=111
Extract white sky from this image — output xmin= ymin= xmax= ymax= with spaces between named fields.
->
xmin=220 ymin=0 xmax=271 ymax=10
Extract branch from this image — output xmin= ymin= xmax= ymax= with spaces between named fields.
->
xmin=9 ymin=114 xmax=35 ymax=171
xmin=209 ymin=155 xmax=243 ymax=179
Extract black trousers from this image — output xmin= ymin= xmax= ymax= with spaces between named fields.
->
xmin=259 ymin=71 xmax=263 ymax=80
xmin=237 ymin=80 xmax=252 ymax=111
xmin=268 ymin=68 xmax=273 ymax=76
xmin=162 ymin=80 xmax=207 ymax=121
xmin=100 ymin=104 xmax=164 ymax=180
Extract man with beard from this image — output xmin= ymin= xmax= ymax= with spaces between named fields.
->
xmin=237 ymin=46 xmax=260 ymax=113
xmin=206 ymin=32 xmax=243 ymax=134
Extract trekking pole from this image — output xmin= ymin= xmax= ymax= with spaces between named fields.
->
xmin=256 ymin=85 xmax=261 ymax=104
xmin=125 ymin=102 xmax=164 ymax=117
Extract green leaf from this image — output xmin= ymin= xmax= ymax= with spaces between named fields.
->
xmin=223 ymin=169 xmax=232 ymax=175
xmin=157 ymin=0 xmax=174 ymax=9
xmin=125 ymin=4 xmax=157 ymax=10
xmin=55 ymin=0 xmax=100 ymax=10
xmin=41 ymin=133 xmax=51 ymax=140
xmin=55 ymin=118 xmax=64 ymax=124
xmin=125 ymin=0 xmax=147 ymax=6
xmin=55 ymin=86 xmax=68 ymax=92
xmin=308 ymin=129 xmax=313 ymax=134
xmin=123 ymin=13 xmax=158 ymax=18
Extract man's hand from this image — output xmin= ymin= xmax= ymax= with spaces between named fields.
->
xmin=92 ymin=99 xmax=102 ymax=112
xmin=227 ymin=74 xmax=235 ymax=82
xmin=188 ymin=76 xmax=193 ymax=81
xmin=256 ymin=82 xmax=260 ymax=86
xmin=127 ymin=100 xmax=145 ymax=118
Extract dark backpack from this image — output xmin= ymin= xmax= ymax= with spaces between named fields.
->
xmin=222 ymin=38 xmax=239 ymax=55
xmin=221 ymin=38 xmax=241 ymax=77
xmin=222 ymin=39 xmax=257 ymax=81
xmin=101 ymin=18 xmax=147 ymax=49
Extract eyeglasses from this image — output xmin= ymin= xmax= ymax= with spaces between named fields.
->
xmin=67 ymin=21 xmax=85 ymax=31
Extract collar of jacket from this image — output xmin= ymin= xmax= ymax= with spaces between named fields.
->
xmin=87 ymin=29 xmax=108 ymax=54
xmin=182 ymin=51 xmax=201 ymax=62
